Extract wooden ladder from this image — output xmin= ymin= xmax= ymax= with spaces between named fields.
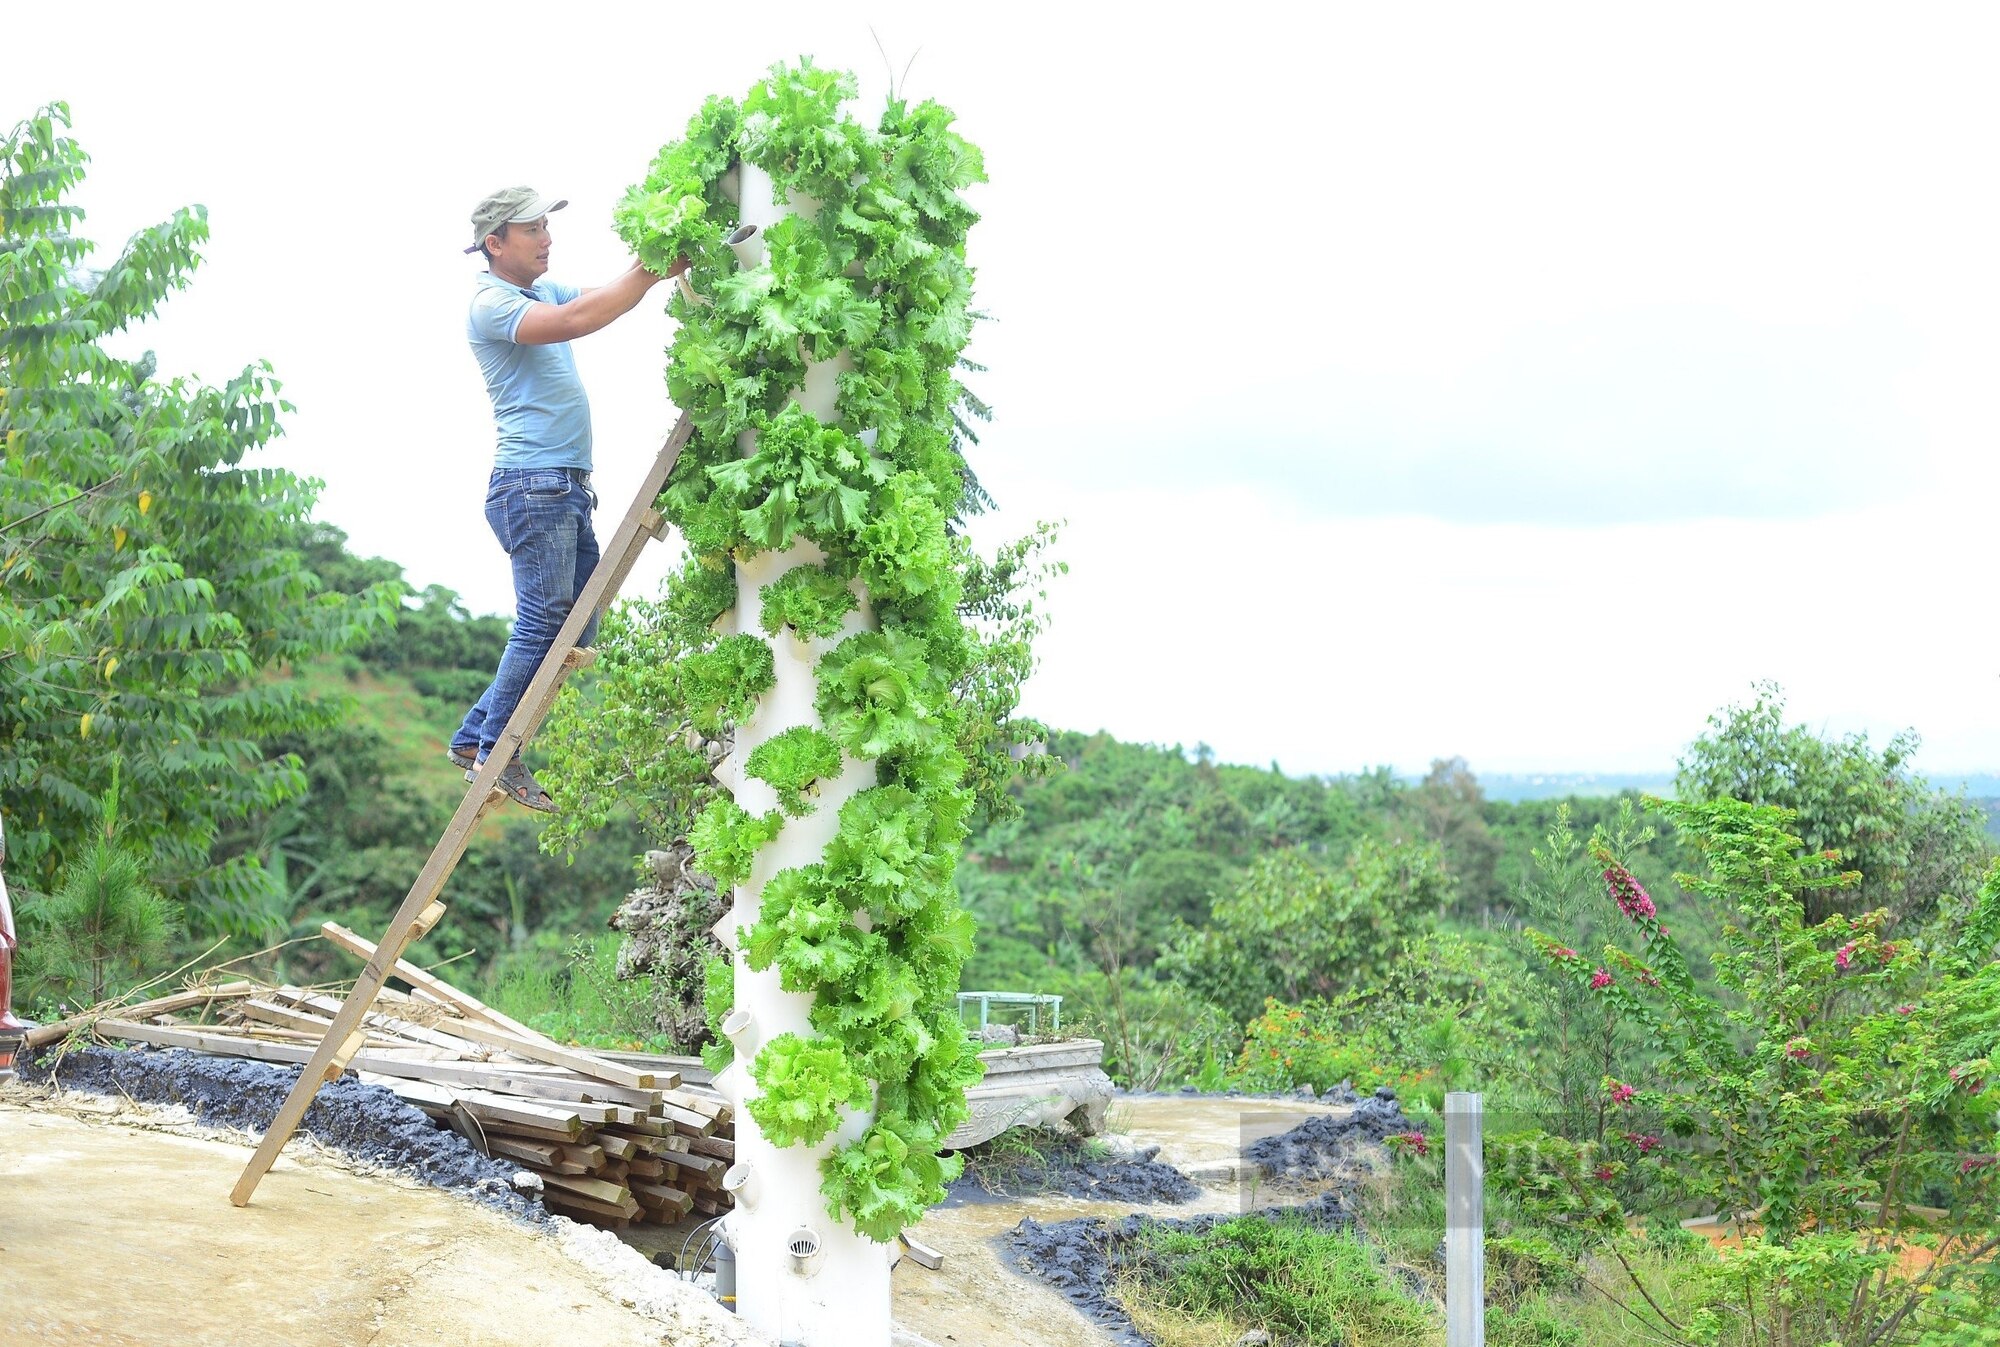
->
xmin=229 ymin=414 xmax=692 ymax=1207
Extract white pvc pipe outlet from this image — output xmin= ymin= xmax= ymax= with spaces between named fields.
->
xmin=787 ymin=1227 xmax=825 ymax=1278
xmin=723 ymin=1162 xmax=759 ymax=1209
xmin=721 ymin=1007 xmax=756 ymax=1051
xmin=727 ymin=223 xmax=765 ymax=270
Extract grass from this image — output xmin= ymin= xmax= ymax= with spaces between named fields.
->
xmin=957 ymin=1125 xmax=1111 ymax=1196
xmin=483 ymin=932 xmax=680 ymax=1052
xmin=1118 ymin=1213 xmax=1441 ymax=1347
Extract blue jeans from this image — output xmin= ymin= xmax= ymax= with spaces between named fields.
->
xmin=453 ymin=466 xmax=601 ymax=762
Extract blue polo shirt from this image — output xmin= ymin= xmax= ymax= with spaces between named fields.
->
xmin=467 ymin=272 xmax=594 ymax=469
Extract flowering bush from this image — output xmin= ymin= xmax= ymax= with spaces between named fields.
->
xmin=1504 ymin=797 xmax=2000 ymax=1346
xmin=1228 ymin=996 xmax=1436 ymax=1101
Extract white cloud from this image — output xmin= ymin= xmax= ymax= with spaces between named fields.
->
xmin=20 ymin=1 xmax=2000 ymax=775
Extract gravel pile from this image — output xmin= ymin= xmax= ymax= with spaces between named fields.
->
xmin=24 ymin=1045 xmax=546 ymax=1219
xmin=951 ymin=1130 xmax=1200 ymax=1206
xmin=1244 ymin=1086 xmax=1418 ymax=1183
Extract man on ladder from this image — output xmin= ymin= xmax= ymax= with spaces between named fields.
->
xmin=449 ymin=186 xmax=685 ymax=811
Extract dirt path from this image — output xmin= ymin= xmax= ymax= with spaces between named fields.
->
xmin=890 ymin=1096 xmax=1353 ymax=1347
xmin=0 ymin=1092 xmax=748 ymax=1347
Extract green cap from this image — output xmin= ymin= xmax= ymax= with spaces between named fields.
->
xmin=465 ymin=186 xmax=568 ymax=254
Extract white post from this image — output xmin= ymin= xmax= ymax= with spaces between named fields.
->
xmin=1445 ymin=1091 xmax=1485 ymax=1347
xmin=714 ymin=156 xmax=893 ymax=1347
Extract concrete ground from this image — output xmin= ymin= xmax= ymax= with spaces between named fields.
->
xmin=0 ymin=1088 xmax=748 ymax=1347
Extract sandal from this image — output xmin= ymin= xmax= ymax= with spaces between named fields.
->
xmin=447 ymin=746 xmax=478 ymax=773
xmin=494 ymin=758 xmax=558 ymax=814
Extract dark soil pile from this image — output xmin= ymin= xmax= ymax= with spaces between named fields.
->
xmin=24 ymin=1044 xmax=547 ymax=1220
xmin=1006 ymin=1190 xmax=1356 ymax=1345
xmin=1245 ymin=1086 xmax=1417 ymax=1183
xmin=950 ymin=1129 xmax=1200 ymax=1206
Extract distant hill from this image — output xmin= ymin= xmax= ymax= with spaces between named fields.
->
xmin=1938 ymin=774 xmax=2000 ymax=799
xmin=1455 ymin=773 xmax=1677 ymax=803
xmin=1428 ymin=770 xmax=2000 ymax=808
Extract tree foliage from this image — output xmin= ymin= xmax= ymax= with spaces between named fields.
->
xmin=1161 ymin=839 xmax=1451 ymax=1028
xmin=18 ymin=773 xmax=177 ymax=1006
xmin=1678 ymin=683 xmax=1991 ymax=928
xmin=0 ymin=104 xmax=396 ymax=932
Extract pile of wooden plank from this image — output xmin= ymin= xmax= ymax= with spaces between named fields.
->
xmin=23 ymin=922 xmax=735 ymax=1232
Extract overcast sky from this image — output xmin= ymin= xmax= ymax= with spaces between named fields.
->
xmin=21 ymin=3 xmax=2000 ymax=777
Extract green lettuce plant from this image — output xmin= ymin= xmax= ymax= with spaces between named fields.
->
xmin=745 ymin=1032 xmax=871 ymax=1147
xmin=758 ymin=565 xmax=857 ymax=639
xmin=745 ymin=725 xmax=844 ymax=816
xmin=687 ymin=797 xmax=782 ymax=890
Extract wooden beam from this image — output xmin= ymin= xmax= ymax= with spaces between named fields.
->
xmin=543 ymin=1190 xmax=641 ymax=1224
xmin=317 ymin=923 xmax=553 ymax=1046
xmin=560 ymin=1142 xmax=607 ymax=1169
xmin=271 ymin=987 xmax=477 ymax=1054
xmin=485 ymin=1137 xmax=563 ymax=1168
xmin=237 ymin=999 xmax=339 ymax=1036
xmin=465 ymin=1117 xmax=594 ymax=1146
xmin=25 ymin=981 xmax=257 ymax=1050
xmin=434 ymin=1015 xmax=667 ymax=1092
xmin=685 ymin=1134 xmax=735 ymax=1161
xmin=898 ymin=1233 xmax=945 ymax=1271
xmin=631 ymin=1180 xmax=694 ymax=1217
xmin=538 ymin=1171 xmax=636 ymax=1210
xmin=596 ymin=1133 xmax=641 ymax=1161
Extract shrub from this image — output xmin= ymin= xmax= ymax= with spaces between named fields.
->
xmin=1228 ymin=996 xmax=1436 ymax=1101
xmin=1500 ymin=797 xmax=2000 ymax=1346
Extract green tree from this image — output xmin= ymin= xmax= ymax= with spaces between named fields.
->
xmin=1678 ymin=684 xmax=1991 ymax=929
xmin=1410 ymin=755 xmax=1504 ymax=919
xmin=1161 ymin=839 xmax=1451 ymax=1027
xmin=20 ymin=773 xmax=177 ymax=1006
xmin=0 ymin=104 xmax=396 ymax=932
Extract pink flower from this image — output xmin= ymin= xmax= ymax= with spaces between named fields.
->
xmin=1593 ymin=1165 xmax=1617 ymax=1182
xmin=1960 ymin=1155 xmax=1996 ymax=1175
xmin=1623 ymin=1132 xmax=1663 ymax=1154
xmin=1785 ymin=1039 xmax=1812 ymax=1061
xmin=1604 ymin=866 xmax=1657 ymax=922
xmin=1608 ymin=1080 xmax=1637 ymax=1107
xmin=1636 ymin=969 xmax=1661 ymax=988
xmin=1835 ymin=942 xmax=1858 ymax=971
xmin=1387 ymin=1131 xmax=1430 ymax=1158
xmin=1895 ymin=1004 xmax=1917 ymax=1016
xmin=1879 ymin=942 xmax=1897 ymax=961
xmin=1591 ymin=968 xmax=1614 ymax=990
xmin=1550 ymin=946 xmax=1579 ymax=961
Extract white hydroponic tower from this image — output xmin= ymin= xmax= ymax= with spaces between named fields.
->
xmin=710 ymin=158 xmax=894 ymax=1347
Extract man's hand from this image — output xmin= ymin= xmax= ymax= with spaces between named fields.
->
xmin=666 ymin=255 xmax=691 ymax=279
